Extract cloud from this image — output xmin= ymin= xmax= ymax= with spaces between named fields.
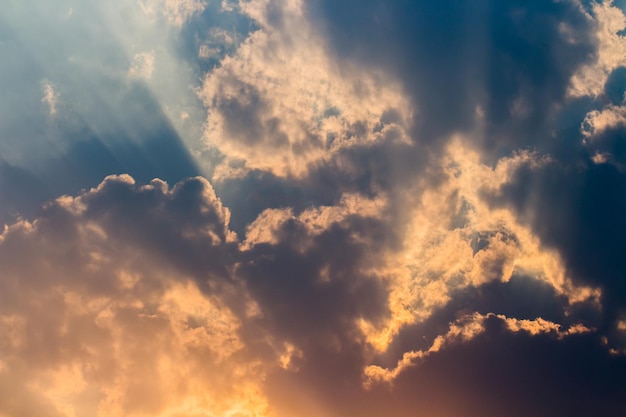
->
xmin=139 ymin=0 xmax=207 ymax=27
xmin=200 ymin=0 xmax=411 ymax=178
xmin=0 ymin=175 xmax=268 ymax=417
xmin=241 ymin=192 xmax=386 ymax=250
xmin=356 ymin=137 xmax=600 ymax=353
xmin=583 ymin=104 xmax=626 ymax=139
xmin=365 ymin=320 xmax=626 ymax=417
xmin=307 ymin=0 xmax=598 ymax=156
xmin=364 ymin=312 xmax=593 ymax=387
xmin=1 ymin=169 xmax=625 ymax=417
xmin=0 ymin=173 xmax=394 ymax=417
xmin=569 ymin=0 xmax=626 ymax=98
xmin=41 ymin=80 xmax=60 ymax=116
xmin=164 ymin=0 xmax=207 ymax=26
xmin=4 ymin=0 xmax=626 ymax=416
xmin=128 ymin=51 xmax=156 ymax=79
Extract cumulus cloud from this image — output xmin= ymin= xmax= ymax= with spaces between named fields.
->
xmin=357 ymin=137 xmax=600 ymax=353
xmin=0 ymin=177 xmax=305 ymax=417
xmin=5 ymin=0 xmax=626 ymax=416
xmin=200 ymin=0 xmax=411 ymax=178
xmin=582 ymin=104 xmax=626 ymax=141
xmin=569 ymin=0 xmax=626 ymax=98
xmin=0 ymin=174 xmax=388 ymax=417
xmin=1 ymin=168 xmax=625 ymax=417
xmin=0 ymin=175 xmax=267 ymax=417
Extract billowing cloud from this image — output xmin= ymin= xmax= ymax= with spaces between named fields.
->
xmin=569 ymin=0 xmax=626 ymax=98
xmin=583 ymin=104 xmax=626 ymax=138
xmin=3 ymin=0 xmax=626 ymax=416
xmin=200 ymin=0 xmax=411 ymax=178
xmin=3 ymin=169 xmax=622 ymax=417
xmin=0 ymin=175 xmax=266 ymax=417
xmin=359 ymin=137 xmax=601 ymax=353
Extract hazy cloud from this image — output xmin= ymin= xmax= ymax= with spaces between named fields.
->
xmin=128 ymin=51 xmax=156 ymax=79
xmin=569 ymin=0 xmax=626 ymax=97
xmin=41 ymin=80 xmax=60 ymax=117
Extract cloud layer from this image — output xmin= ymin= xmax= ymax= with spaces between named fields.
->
xmin=2 ymin=0 xmax=626 ymax=416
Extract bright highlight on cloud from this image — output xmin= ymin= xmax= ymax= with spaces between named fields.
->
xmin=41 ymin=80 xmax=60 ymax=117
xmin=2 ymin=0 xmax=626 ymax=417
xmin=569 ymin=0 xmax=626 ymax=97
xmin=363 ymin=312 xmax=594 ymax=388
xmin=200 ymin=0 xmax=411 ymax=178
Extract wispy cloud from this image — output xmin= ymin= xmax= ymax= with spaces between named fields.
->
xmin=41 ymin=80 xmax=59 ymax=116
xmin=128 ymin=51 xmax=156 ymax=79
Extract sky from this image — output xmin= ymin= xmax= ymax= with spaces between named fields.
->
xmin=1 ymin=0 xmax=626 ymax=416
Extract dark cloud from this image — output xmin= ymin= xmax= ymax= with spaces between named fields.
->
xmin=216 ymin=139 xmax=420 ymax=236
xmin=604 ymin=66 xmax=626 ymax=105
xmin=307 ymin=0 xmax=596 ymax=155
xmin=2 ymin=168 xmax=625 ymax=415
xmin=234 ymin=207 xmax=393 ymax=372
xmin=263 ymin=316 xmax=626 ymax=417
xmin=0 ymin=175 xmax=271 ymax=417
xmin=240 ymin=216 xmax=390 ymax=333
xmin=216 ymin=169 xmax=335 ymax=235
xmin=226 ymin=3 xmax=626 ymax=414
xmin=491 ymin=156 xmax=626 ymax=335
xmin=3 ymin=0 xmax=626 ymax=415
xmin=385 ymin=321 xmax=626 ymax=417
xmin=78 ymin=175 xmax=235 ymax=282
xmin=380 ymin=274 xmax=582 ymax=365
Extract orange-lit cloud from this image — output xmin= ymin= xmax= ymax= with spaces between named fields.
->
xmin=569 ymin=0 xmax=626 ymax=98
xmin=364 ymin=312 xmax=593 ymax=387
xmin=200 ymin=0 xmax=412 ymax=178
xmin=0 ymin=176 xmax=270 ymax=417
xmin=3 ymin=0 xmax=626 ymax=416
